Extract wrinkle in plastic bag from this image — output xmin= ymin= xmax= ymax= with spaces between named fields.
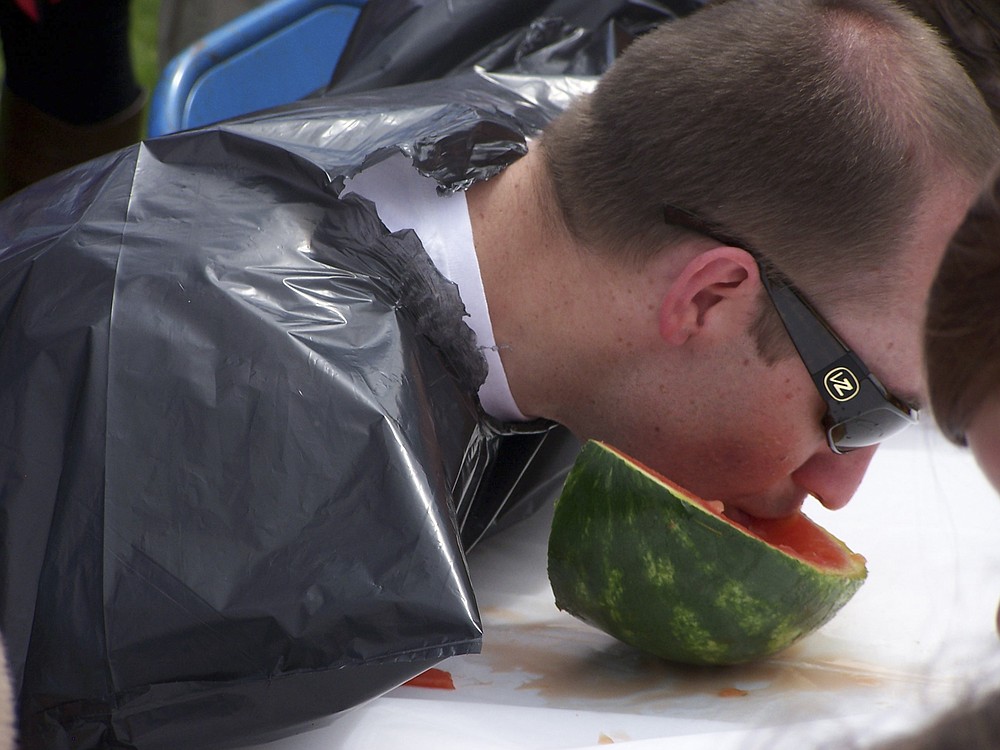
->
xmin=0 ymin=70 xmax=585 ymax=750
xmin=328 ymin=0 xmax=706 ymax=94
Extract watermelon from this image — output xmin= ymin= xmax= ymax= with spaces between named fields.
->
xmin=547 ymin=440 xmax=867 ymax=665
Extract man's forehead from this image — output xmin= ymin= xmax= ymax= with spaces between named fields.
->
xmin=829 ymin=179 xmax=976 ymax=413
xmin=842 ymin=307 xmax=927 ymax=412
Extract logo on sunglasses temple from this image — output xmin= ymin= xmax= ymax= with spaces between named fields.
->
xmin=823 ymin=367 xmax=860 ymax=402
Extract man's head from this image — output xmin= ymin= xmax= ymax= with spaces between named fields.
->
xmin=541 ymin=0 xmax=999 ymax=357
xmin=925 ymin=163 xmax=1000 ymax=480
xmin=525 ymin=0 xmax=1000 ymax=518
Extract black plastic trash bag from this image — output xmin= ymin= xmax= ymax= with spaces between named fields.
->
xmin=0 ymin=69 xmax=589 ymax=750
xmin=328 ymin=0 xmax=704 ymax=93
xmin=0 ymin=1 xmax=707 ymax=747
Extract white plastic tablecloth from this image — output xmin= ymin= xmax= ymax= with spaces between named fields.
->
xmin=246 ymin=423 xmax=1000 ymax=749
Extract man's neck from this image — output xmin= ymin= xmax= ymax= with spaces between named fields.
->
xmin=466 ymin=146 xmax=566 ymax=420
xmin=466 ymin=145 xmax=645 ymax=426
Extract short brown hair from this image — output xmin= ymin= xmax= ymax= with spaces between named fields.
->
xmin=925 ymin=164 xmax=1000 ymax=444
xmin=541 ymin=0 xmax=1000 ymax=360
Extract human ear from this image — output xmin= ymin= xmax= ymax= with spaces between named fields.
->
xmin=658 ymin=247 xmax=761 ymax=346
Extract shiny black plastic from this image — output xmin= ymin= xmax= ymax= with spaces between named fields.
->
xmin=329 ymin=0 xmax=703 ymax=93
xmin=0 ymin=69 xmax=586 ymax=750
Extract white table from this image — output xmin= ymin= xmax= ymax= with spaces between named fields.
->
xmin=248 ymin=423 xmax=1000 ymax=749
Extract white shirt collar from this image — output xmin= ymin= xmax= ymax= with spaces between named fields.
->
xmin=343 ymin=153 xmax=528 ymax=422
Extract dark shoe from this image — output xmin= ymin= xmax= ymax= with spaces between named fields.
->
xmin=0 ymin=86 xmax=145 ymax=199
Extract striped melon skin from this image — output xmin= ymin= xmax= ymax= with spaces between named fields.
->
xmin=547 ymin=441 xmax=867 ymax=665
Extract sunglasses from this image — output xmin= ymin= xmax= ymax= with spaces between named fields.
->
xmin=662 ymin=204 xmax=918 ymax=454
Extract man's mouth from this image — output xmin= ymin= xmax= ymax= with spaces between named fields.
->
xmin=722 ymin=504 xmax=755 ymax=527
xmin=701 ymin=498 xmax=805 ymax=529
xmin=701 ymin=498 xmax=824 ymax=562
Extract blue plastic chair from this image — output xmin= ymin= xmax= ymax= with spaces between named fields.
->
xmin=148 ymin=0 xmax=367 ymax=137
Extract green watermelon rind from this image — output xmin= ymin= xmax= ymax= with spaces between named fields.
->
xmin=547 ymin=441 xmax=868 ymax=666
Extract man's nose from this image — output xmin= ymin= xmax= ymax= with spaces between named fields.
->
xmin=789 ymin=444 xmax=879 ymax=510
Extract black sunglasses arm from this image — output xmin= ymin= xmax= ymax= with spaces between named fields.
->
xmin=758 ymin=275 xmax=863 ymax=380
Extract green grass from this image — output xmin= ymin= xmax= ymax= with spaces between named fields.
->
xmin=0 ymin=0 xmax=162 ymax=136
xmin=131 ymin=0 xmax=163 ymax=135
xmin=132 ymin=0 xmax=163 ymax=97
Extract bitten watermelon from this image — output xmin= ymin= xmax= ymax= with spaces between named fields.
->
xmin=547 ymin=440 xmax=867 ymax=665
